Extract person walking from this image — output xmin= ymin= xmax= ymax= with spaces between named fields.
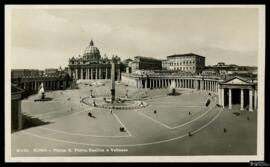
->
xmin=110 ymin=109 xmax=113 ymax=114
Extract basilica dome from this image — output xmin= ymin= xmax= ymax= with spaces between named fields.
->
xmin=84 ymin=40 xmax=101 ymax=61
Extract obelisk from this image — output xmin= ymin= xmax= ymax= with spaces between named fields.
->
xmin=111 ymin=55 xmax=117 ymax=103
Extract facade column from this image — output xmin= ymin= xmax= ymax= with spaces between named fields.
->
xmin=91 ymin=68 xmax=93 ymax=79
xmin=81 ymin=69 xmax=83 ymax=80
xmin=229 ymin=88 xmax=232 ymax=109
xmin=240 ymin=89 xmax=244 ymax=111
xmin=75 ymin=69 xmax=78 ymax=80
xmin=96 ymin=68 xmax=98 ymax=79
xmin=149 ymin=79 xmax=152 ymax=88
xmin=85 ymin=68 xmax=88 ymax=79
xmin=145 ymin=80 xmax=148 ymax=89
xmin=249 ymin=89 xmax=253 ymax=112
xmin=86 ymin=68 xmax=89 ymax=79
xmin=106 ymin=68 xmax=108 ymax=79
xmin=99 ymin=68 xmax=102 ymax=79
xmin=57 ymin=81 xmax=60 ymax=89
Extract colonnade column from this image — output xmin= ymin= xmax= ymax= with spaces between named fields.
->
xmin=34 ymin=81 xmax=37 ymax=90
xmin=229 ymin=88 xmax=232 ymax=109
xmin=18 ymin=100 xmax=22 ymax=130
xmin=254 ymin=89 xmax=257 ymax=110
xmin=218 ymin=88 xmax=221 ymax=105
xmin=249 ymin=89 xmax=253 ymax=112
xmin=240 ymin=89 xmax=244 ymax=111
xmin=221 ymin=88 xmax=224 ymax=108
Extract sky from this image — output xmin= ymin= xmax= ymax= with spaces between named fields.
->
xmin=9 ymin=6 xmax=261 ymax=70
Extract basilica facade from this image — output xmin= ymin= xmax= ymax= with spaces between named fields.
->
xmin=68 ymin=40 xmax=121 ymax=81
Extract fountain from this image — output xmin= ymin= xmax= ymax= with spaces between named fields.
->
xmin=34 ymin=82 xmax=48 ymax=102
xmin=168 ymin=80 xmax=176 ymax=95
xmin=38 ymin=83 xmax=45 ymax=99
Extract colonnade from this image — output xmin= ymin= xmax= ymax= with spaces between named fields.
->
xmin=21 ymin=80 xmax=67 ymax=91
xmin=135 ymin=78 xmax=219 ymax=92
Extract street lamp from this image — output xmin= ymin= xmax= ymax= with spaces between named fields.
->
xmin=126 ymin=89 xmax=128 ymax=98
xmin=90 ymin=89 xmax=93 ymax=97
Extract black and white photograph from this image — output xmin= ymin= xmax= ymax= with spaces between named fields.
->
xmin=5 ymin=5 xmax=265 ymax=162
